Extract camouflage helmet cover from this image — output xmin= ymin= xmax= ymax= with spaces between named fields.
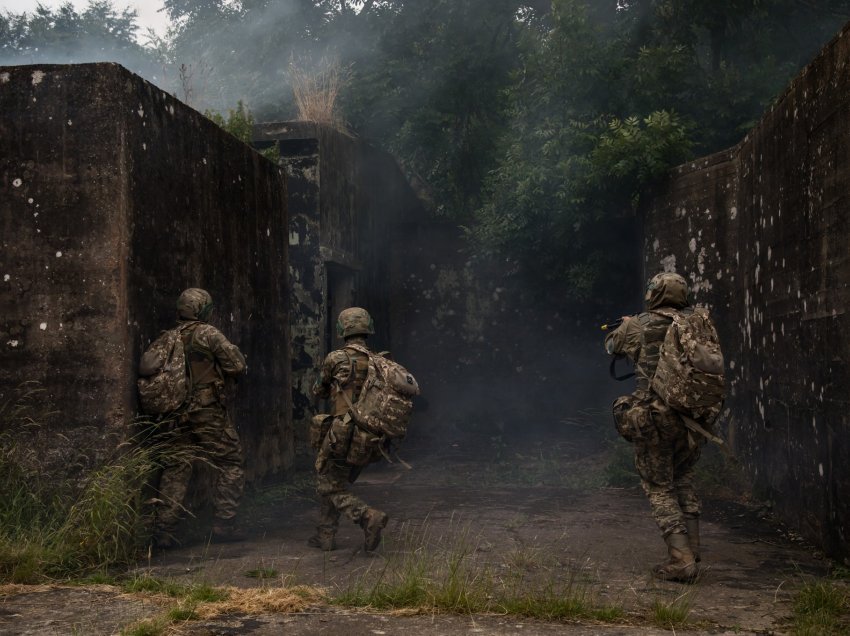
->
xmin=337 ymin=307 xmax=374 ymax=338
xmin=177 ymin=288 xmax=213 ymax=321
xmin=645 ymin=272 xmax=688 ymax=310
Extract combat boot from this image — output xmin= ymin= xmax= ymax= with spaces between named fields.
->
xmin=360 ymin=508 xmax=389 ymax=552
xmin=307 ymin=529 xmax=338 ymax=551
xmin=684 ymin=514 xmax=701 ymax=563
xmin=211 ymin=518 xmax=246 ymax=543
xmin=653 ymin=532 xmax=698 ymax=583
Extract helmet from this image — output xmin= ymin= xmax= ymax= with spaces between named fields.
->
xmin=645 ymin=272 xmax=688 ymax=310
xmin=176 ymin=288 xmax=213 ymax=321
xmin=336 ymin=307 xmax=374 ymax=339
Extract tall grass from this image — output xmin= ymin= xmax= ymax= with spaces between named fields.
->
xmin=0 ymin=384 xmax=169 ymax=581
xmin=288 ymin=57 xmax=351 ymax=132
xmin=792 ymin=580 xmax=850 ymax=635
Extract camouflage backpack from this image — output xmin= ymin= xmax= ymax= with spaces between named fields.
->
xmin=650 ymin=307 xmax=725 ymax=418
xmin=343 ymin=343 xmax=420 ymax=439
xmin=137 ymin=324 xmax=194 ymax=414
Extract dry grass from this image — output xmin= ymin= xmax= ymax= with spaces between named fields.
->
xmin=193 ymin=585 xmax=324 ymax=618
xmin=288 ymin=57 xmax=351 ymax=133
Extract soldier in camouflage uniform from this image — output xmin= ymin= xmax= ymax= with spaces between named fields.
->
xmin=605 ymin=273 xmax=711 ymax=582
xmin=140 ymin=288 xmax=247 ymax=548
xmin=309 ymin=307 xmax=389 ymax=553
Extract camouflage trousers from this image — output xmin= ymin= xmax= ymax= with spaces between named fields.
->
xmin=156 ymin=400 xmax=245 ymax=532
xmin=315 ymin=458 xmax=369 ymax=537
xmin=633 ymin=400 xmax=703 ymax=537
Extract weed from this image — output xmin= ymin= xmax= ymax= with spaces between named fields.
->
xmin=333 ymin=520 xmax=624 ymax=622
xmin=245 ymin=568 xmax=280 ymax=580
xmin=651 ymin=591 xmax=694 ymax=629
xmin=121 ymin=617 xmax=168 ymax=636
xmin=792 ymin=580 xmax=849 ymax=635
xmin=166 ymin=605 xmax=198 ymax=621
xmin=288 ymin=57 xmax=351 ymax=132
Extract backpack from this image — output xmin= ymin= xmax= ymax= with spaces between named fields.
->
xmin=137 ymin=324 xmax=194 ymax=415
xmin=650 ymin=307 xmax=725 ymax=417
xmin=342 ymin=343 xmax=420 ymax=439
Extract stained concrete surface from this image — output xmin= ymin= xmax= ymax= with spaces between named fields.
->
xmin=0 ymin=427 xmax=838 ymax=635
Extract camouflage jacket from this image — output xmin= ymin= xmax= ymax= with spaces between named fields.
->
xmin=605 ymin=307 xmax=692 ymax=396
xmin=313 ymin=337 xmax=370 ymax=416
xmin=183 ymin=321 xmax=246 ymax=385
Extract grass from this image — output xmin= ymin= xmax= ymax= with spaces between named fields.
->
xmin=333 ymin=521 xmax=624 ymax=622
xmin=650 ymin=591 xmax=694 ymax=629
xmin=0 ymin=383 xmax=221 ymax=583
xmin=118 ymin=575 xmax=323 ymax=634
xmin=245 ymin=567 xmax=280 ymax=580
xmin=791 ymin=580 xmax=850 ymax=635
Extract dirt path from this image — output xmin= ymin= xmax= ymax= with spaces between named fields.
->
xmin=0 ymin=430 xmax=836 ymax=635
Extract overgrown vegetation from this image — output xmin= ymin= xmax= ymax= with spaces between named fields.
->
xmin=0 ymin=384 xmax=171 ymax=582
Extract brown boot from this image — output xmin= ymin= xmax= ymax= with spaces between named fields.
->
xmin=653 ymin=532 xmax=698 ymax=583
xmin=684 ymin=514 xmax=701 ymax=563
xmin=307 ymin=530 xmax=337 ymax=551
xmin=360 ymin=508 xmax=389 ymax=552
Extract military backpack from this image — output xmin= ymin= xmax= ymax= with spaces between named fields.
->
xmin=650 ymin=307 xmax=725 ymax=418
xmin=137 ymin=323 xmax=195 ymax=414
xmin=342 ymin=343 xmax=420 ymax=440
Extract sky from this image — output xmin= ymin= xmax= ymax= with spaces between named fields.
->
xmin=1 ymin=0 xmax=171 ymax=40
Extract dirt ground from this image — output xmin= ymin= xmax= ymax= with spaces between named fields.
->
xmin=0 ymin=424 xmax=839 ymax=635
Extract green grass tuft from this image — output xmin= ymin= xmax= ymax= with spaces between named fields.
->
xmin=651 ymin=593 xmax=693 ymax=628
xmin=792 ymin=580 xmax=849 ymax=635
xmin=244 ymin=567 xmax=279 ymax=580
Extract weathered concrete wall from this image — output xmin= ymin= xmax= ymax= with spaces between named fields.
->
xmin=644 ymin=25 xmax=850 ymax=558
xmin=254 ymin=122 xmax=428 ymax=462
xmin=0 ymin=63 xmax=291 ymax=482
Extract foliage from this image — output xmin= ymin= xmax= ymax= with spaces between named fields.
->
xmin=0 ymin=1 xmax=160 ymax=75
xmin=205 ymin=101 xmax=280 ymax=161
xmin=2 ymin=0 xmax=849 ymax=304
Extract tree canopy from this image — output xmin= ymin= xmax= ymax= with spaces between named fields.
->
xmin=3 ymin=0 xmax=849 ymax=304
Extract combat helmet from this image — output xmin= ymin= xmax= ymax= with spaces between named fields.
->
xmin=645 ymin=272 xmax=688 ymax=310
xmin=177 ymin=288 xmax=214 ymax=321
xmin=336 ymin=307 xmax=374 ymax=339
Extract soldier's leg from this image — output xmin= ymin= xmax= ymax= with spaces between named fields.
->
xmin=634 ymin=436 xmax=686 ymax=537
xmin=308 ymin=496 xmax=341 ymax=551
xmin=637 ymin=405 xmax=697 ymax=581
xmin=316 ymin=459 xmax=369 ymax=524
xmin=154 ymin=429 xmax=196 ymax=545
xmin=193 ymin=406 xmax=245 ymax=523
xmin=674 ymin=435 xmax=704 ymax=561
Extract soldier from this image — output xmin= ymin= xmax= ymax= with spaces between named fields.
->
xmin=308 ymin=307 xmax=389 ymax=553
xmin=139 ymin=287 xmax=247 ymax=548
xmin=605 ymin=272 xmax=718 ymax=582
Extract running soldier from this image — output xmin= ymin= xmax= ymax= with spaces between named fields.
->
xmin=139 ymin=287 xmax=247 ymax=548
xmin=309 ymin=307 xmax=390 ymax=553
xmin=605 ymin=272 xmax=724 ymax=582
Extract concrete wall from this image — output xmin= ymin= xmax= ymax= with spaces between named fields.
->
xmin=643 ymin=25 xmax=850 ymax=558
xmin=254 ymin=122 xmax=428 ymax=461
xmin=0 ymin=63 xmax=292 ymax=482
